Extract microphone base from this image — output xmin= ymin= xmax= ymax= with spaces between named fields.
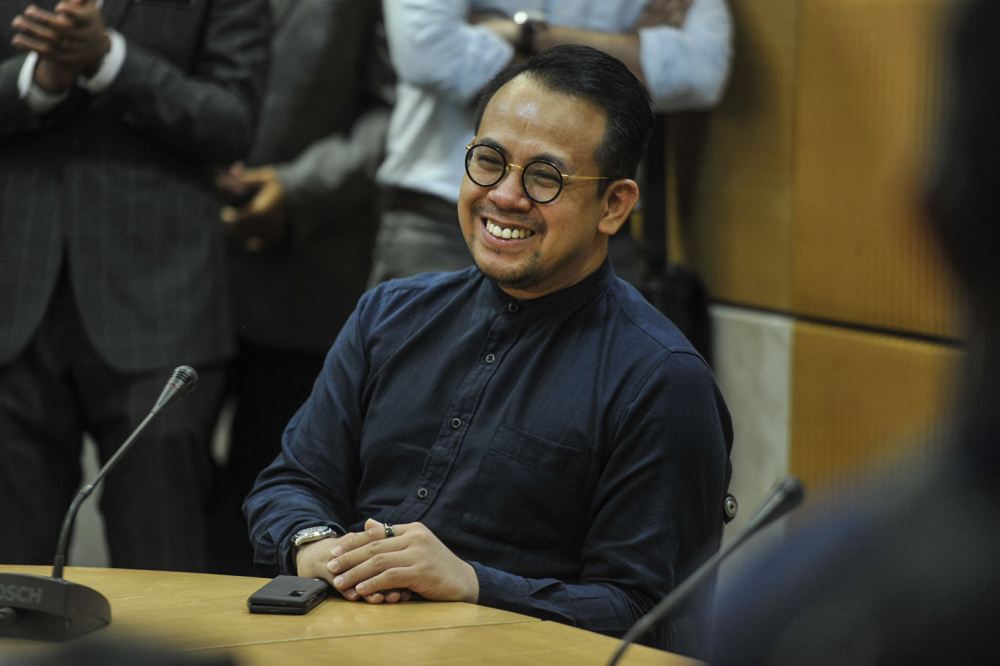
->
xmin=0 ymin=573 xmax=110 ymax=641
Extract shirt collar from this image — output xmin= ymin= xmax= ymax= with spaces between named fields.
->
xmin=480 ymin=259 xmax=617 ymax=317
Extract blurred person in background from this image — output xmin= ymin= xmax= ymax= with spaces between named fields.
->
xmin=0 ymin=0 xmax=268 ymax=572
xmin=369 ymin=0 xmax=732 ymax=285
xmin=211 ymin=0 xmax=393 ymax=575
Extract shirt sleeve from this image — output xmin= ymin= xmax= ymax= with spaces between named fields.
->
xmin=638 ymin=0 xmax=734 ymax=111
xmin=470 ymin=563 xmax=649 ymax=639
xmin=382 ymin=0 xmax=514 ymax=104
xmin=472 ymin=349 xmax=732 ymax=649
xmin=78 ymin=29 xmax=126 ymax=95
xmin=13 ymin=29 xmax=126 ymax=116
xmin=276 ymin=108 xmax=390 ymax=247
xmin=16 ymin=52 xmax=69 ymax=115
xmin=243 ymin=302 xmax=370 ymax=573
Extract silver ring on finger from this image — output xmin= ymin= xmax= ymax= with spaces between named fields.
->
xmin=383 ymin=522 xmax=395 ymax=539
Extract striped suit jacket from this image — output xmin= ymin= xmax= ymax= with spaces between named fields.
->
xmin=0 ymin=0 xmax=269 ymax=372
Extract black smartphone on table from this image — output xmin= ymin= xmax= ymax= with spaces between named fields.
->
xmin=247 ymin=575 xmax=330 ymax=615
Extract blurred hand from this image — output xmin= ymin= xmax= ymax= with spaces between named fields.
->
xmin=11 ymin=3 xmax=75 ymax=91
xmin=32 ymin=54 xmax=76 ymax=92
xmin=51 ymin=0 xmax=109 ymax=76
xmin=327 ymin=519 xmax=479 ymax=604
xmin=11 ymin=0 xmax=110 ymax=88
xmin=218 ymin=164 xmax=289 ymax=252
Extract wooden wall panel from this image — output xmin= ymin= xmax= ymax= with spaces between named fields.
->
xmin=792 ymin=0 xmax=958 ymax=337
xmin=674 ymin=0 xmax=966 ymax=511
xmin=684 ymin=0 xmax=799 ymax=312
xmin=789 ymin=321 xmax=960 ymax=496
xmin=682 ymin=0 xmax=958 ymax=338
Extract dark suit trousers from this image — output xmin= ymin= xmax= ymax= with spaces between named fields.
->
xmin=206 ymin=338 xmax=324 ymax=575
xmin=0 ymin=271 xmax=226 ymax=571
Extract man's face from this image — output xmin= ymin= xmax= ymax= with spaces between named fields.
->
xmin=458 ymin=76 xmax=626 ymax=300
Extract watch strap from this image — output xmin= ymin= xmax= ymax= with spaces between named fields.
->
xmin=513 ymin=10 xmax=546 ymax=57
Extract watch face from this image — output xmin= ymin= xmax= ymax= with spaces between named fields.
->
xmin=294 ymin=526 xmax=333 ymax=546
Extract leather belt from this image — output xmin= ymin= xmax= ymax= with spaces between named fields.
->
xmin=380 ymin=187 xmax=458 ymax=224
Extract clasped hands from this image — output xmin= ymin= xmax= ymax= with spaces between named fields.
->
xmin=216 ymin=163 xmax=288 ymax=253
xmin=296 ymin=518 xmax=480 ymax=605
xmin=10 ymin=0 xmax=110 ymax=92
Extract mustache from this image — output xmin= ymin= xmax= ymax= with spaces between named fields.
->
xmin=472 ymin=204 xmax=543 ymax=231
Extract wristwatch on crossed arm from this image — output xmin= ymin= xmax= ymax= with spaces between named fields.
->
xmin=512 ymin=10 xmax=547 ymax=57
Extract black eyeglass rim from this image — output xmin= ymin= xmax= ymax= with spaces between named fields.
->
xmin=464 ymin=142 xmax=615 ymax=204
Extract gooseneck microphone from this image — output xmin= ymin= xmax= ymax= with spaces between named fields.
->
xmin=150 ymin=364 xmax=199 ymax=415
xmin=0 ymin=366 xmax=198 ymax=641
xmin=606 ymin=476 xmax=805 ymax=666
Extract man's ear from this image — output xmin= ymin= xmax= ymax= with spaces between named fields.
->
xmin=597 ymin=179 xmax=640 ymax=236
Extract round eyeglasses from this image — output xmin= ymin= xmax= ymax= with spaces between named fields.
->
xmin=464 ymin=142 xmax=616 ymax=204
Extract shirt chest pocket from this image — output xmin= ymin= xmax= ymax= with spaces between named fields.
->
xmin=461 ymin=425 xmax=592 ymax=549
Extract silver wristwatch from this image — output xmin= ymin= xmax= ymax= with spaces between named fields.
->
xmin=292 ymin=525 xmax=335 ymax=548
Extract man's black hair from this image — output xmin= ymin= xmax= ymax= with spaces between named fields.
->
xmin=925 ymin=0 xmax=1000 ymax=302
xmin=473 ymin=44 xmax=654 ymax=193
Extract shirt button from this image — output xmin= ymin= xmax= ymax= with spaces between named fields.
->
xmin=450 ymin=417 xmax=462 ymax=429
xmin=485 ymin=353 xmax=496 ymax=364
xmin=507 ymin=302 xmax=520 ymax=313
xmin=416 ymin=487 xmax=429 ymax=499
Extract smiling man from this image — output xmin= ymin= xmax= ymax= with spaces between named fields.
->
xmin=460 ymin=71 xmax=633 ymax=298
xmin=245 ymin=45 xmax=732 ymax=653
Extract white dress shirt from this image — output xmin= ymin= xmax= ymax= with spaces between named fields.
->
xmin=376 ymin=0 xmax=733 ymax=203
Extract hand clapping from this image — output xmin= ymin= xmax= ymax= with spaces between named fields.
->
xmin=10 ymin=0 xmax=111 ymax=90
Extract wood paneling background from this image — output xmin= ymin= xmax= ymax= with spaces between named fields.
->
xmin=681 ymin=0 xmax=799 ymax=312
xmin=676 ymin=0 xmax=962 ymax=503
xmin=790 ymin=321 xmax=959 ymax=494
xmin=792 ymin=0 xmax=956 ymax=338
xmin=684 ymin=0 xmax=956 ymax=336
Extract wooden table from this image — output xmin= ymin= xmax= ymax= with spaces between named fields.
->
xmin=0 ymin=566 xmax=698 ymax=665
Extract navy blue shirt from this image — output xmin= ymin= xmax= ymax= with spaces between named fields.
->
xmin=245 ymin=261 xmax=732 ymax=641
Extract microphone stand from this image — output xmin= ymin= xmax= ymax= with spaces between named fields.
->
xmin=606 ymin=476 xmax=805 ymax=666
xmin=51 ymin=409 xmax=157 ymax=581
xmin=0 ymin=366 xmax=198 ymax=641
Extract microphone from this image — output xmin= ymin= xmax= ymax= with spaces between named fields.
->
xmin=150 ymin=364 xmax=198 ymax=415
xmin=606 ymin=476 xmax=805 ymax=666
xmin=0 ymin=366 xmax=199 ymax=641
